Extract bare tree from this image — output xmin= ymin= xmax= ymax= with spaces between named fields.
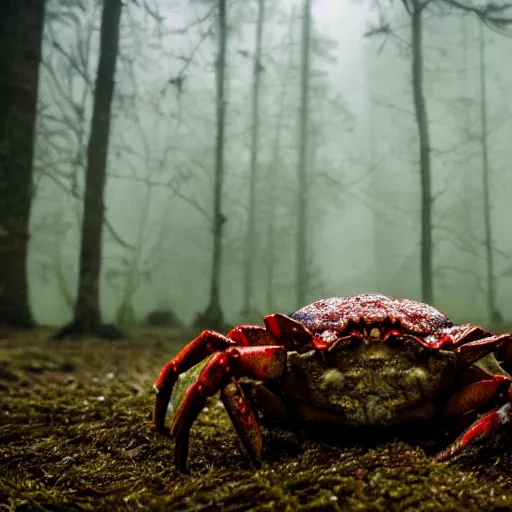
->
xmin=195 ymin=0 xmax=228 ymax=329
xmin=241 ymin=0 xmax=265 ymax=320
xmin=54 ymin=0 xmax=124 ymax=339
xmin=265 ymin=9 xmax=296 ymax=314
xmin=0 ymin=0 xmax=46 ymax=327
xmin=477 ymin=22 xmax=498 ymax=324
xmin=409 ymin=0 xmax=434 ymax=304
xmin=367 ymin=0 xmax=512 ymax=305
xmin=296 ymin=0 xmax=312 ymax=309
xmin=35 ymin=0 xmax=131 ymax=252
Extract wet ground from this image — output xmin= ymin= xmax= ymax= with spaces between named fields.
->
xmin=2 ymin=327 xmax=512 ymax=511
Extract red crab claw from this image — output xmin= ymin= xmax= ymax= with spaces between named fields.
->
xmin=456 ymin=333 xmax=512 ymax=366
xmin=171 ymin=345 xmax=286 ymax=472
xmin=437 ymin=393 xmax=512 ymax=461
xmin=264 ymin=313 xmax=329 ymax=350
xmin=419 ymin=324 xmax=512 ymax=367
xmin=153 ymin=326 xmax=274 ymax=434
xmin=443 ymin=374 xmax=511 ymax=418
xmin=435 ymin=329 xmax=512 ymax=461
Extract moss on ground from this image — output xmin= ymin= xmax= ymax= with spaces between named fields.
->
xmin=1 ymin=328 xmax=512 ymax=511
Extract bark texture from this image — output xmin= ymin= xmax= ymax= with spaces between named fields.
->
xmin=478 ymin=23 xmax=497 ymax=324
xmin=411 ymin=1 xmax=433 ymax=305
xmin=196 ymin=0 xmax=228 ymax=330
xmin=296 ymin=0 xmax=312 ymax=310
xmin=0 ymin=0 xmax=46 ymax=327
xmin=241 ymin=0 xmax=265 ymax=319
xmin=54 ymin=0 xmax=123 ymax=339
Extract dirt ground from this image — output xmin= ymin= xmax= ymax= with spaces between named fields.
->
xmin=2 ymin=327 xmax=512 ymax=511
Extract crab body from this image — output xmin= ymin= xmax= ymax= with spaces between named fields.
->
xmin=278 ymin=337 xmax=457 ymax=428
xmin=153 ymin=293 xmax=512 ymax=471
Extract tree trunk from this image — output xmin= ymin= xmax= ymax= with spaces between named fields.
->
xmin=54 ymin=0 xmax=123 ymax=340
xmin=296 ymin=0 xmax=312 ymax=310
xmin=196 ymin=0 xmax=227 ymax=330
xmin=117 ymin=184 xmax=153 ymax=325
xmin=53 ymin=230 xmax=75 ymax=314
xmin=265 ymin=95 xmax=285 ymax=314
xmin=458 ymin=15 xmax=480 ymax=284
xmin=0 ymin=0 xmax=46 ymax=327
xmin=265 ymin=6 xmax=296 ymax=314
xmin=411 ymin=1 xmax=433 ymax=305
xmin=241 ymin=0 xmax=265 ymax=320
xmin=478 ymin=22 xmax=498 ymax=324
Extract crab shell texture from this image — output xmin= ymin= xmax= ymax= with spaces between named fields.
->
xmin=154 ymin=293 xmax=512 ymax=471
xmin=278 ymin=294 xmax=507 ymax=428
xmin=291 ymin=293 xmax=452 ymax=337
xmin=282 ymin=295 xmax=456 ymax=427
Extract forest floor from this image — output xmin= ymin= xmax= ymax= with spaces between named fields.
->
xmin=2 ymin=327 xmax=512 ymax=511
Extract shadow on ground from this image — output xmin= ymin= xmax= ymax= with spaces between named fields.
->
xmin=1 ymin=328 xmax=512 ymax=511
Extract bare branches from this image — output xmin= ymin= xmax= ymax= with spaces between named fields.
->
xmin=168 ymin=176 xmax=213 ymax=224
xmin=162 ymin=24 xmax=214 ymax=100
xmin=38 ymin=167 xmax=137 ymax=250
xmin=168 ymin=3 xmax=217 ymax=35
xmin=443 ymin=0 xmax=512 ymax=33
xmin=367 ymin=0 xmax=512 ymax=41
xmin=136 ymin=0 xmax=165 ymax=24
xmin=444 ymin=0 xmax=512 ymax=18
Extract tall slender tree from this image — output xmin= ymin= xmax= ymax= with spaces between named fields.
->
xmin=296 ymin=0 xmax=312 ymax=310
xmin=54 ymin=0 xmax=124 ymax=339
xmin=0 ymin=0 xmax=46 ymax=327
xmin=195 ymin=0 xmax=228 ymax=330
xmin=265 ymin=8 xmax=296 ymax=313
xmin=477 ymin=22 xmax=498 ymax=324
xmin=410 ymin=0 xmax=512 ymax=306
xmin=368 ymin=0 xmax=512 ymax=305
xmin=410 ymin=0 xmax=433 ymax=304
xmin=241 ymin=0 xmax=265 ymax=320
xmin=116 ymin=184 xmax=153 ymax=326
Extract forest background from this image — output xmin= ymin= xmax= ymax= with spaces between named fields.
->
xmin=1 ymin=0 xmax=511 ymax=337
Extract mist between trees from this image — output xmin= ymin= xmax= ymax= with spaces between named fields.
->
xmin=1 ymin=0 xmax=511 ymax=336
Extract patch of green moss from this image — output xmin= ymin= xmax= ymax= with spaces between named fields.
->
xmin=1 ymin=329 xmax=512 ymax=511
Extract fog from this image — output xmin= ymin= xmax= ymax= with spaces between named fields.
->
xmin=29 ymin=0 xmax=512 ymax=328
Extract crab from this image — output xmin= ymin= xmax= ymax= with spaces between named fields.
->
xmin=153 ymin=293 xmax=512 ymax=471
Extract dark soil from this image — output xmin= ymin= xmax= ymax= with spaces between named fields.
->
xmin=2 ymin=328 xmax=512 ymax=511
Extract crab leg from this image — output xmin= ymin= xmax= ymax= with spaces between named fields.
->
xmin=456 ymin=334 xmax=512 ymax=366
xmin=221 ymin=379 xmax=262 ymax=464
xmin=227 ymin=325 xmax=277 ymax=346
xmin=415 ymin=325 xmax=511 ymax=365
xmin=153 ymin=326 xmax=272 ymax=433
xmin=153 ymin=330 xmax=238 ymax=433
xmin=443 ymin=375 xmax=511 ymax=418
xmin=171 ymin=345 xmax=286 ymax=472
xmin=437 ymin=401 xmax=512 ymax=461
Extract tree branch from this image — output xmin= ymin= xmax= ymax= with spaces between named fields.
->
xmin=38 ymin=169 xmax=136 ymax=250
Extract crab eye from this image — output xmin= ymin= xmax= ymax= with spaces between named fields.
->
xmin=369 ymin=327 xmax=380 ymax=339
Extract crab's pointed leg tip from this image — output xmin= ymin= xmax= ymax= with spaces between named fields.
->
xmin=434 ymin=450 xmax=450 ymax=462
xmin=434 ymin=439 xmax=463 ymax=462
